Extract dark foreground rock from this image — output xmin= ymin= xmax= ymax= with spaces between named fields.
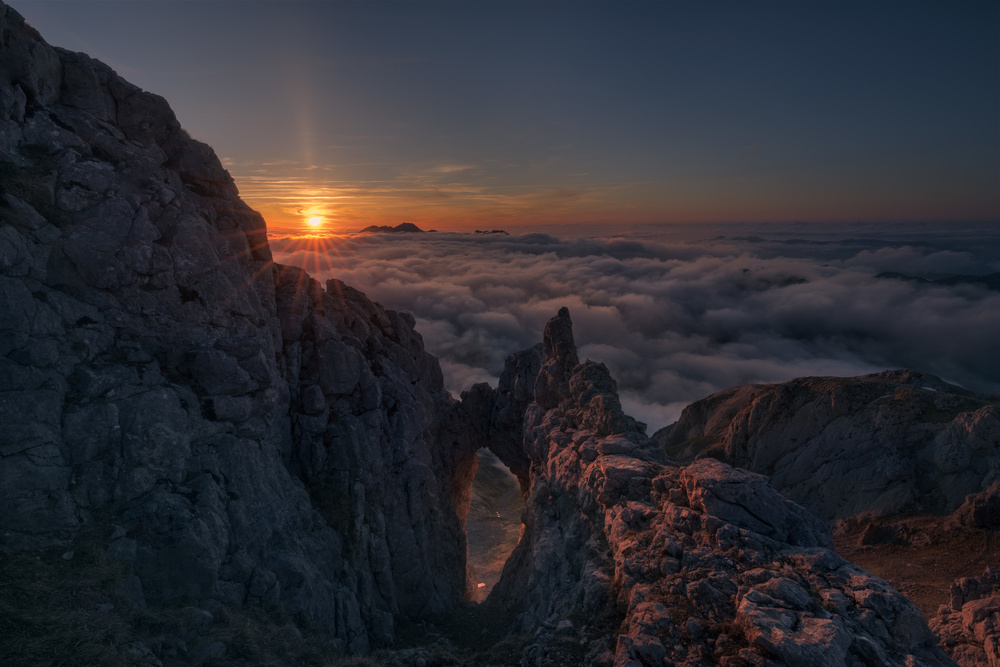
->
xmin=0 ymin=2 xmax=473 ymax=657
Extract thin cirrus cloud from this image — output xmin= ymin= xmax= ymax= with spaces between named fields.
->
xmin=270 ymin=223 xmax=1000 ymax=432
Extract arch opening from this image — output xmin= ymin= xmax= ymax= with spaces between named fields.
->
xmin=466 ymin=449 xmax=525 ymax=602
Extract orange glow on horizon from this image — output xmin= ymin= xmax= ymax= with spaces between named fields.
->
xmin=233 ymin=170 xmax=1000 ymax=238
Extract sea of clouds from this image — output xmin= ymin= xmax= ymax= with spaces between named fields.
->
xmin=271 ymin=223 xmax=1000 ymax=432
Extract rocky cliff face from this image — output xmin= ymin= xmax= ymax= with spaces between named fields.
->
xmin=465 ymin=309 xmax=953 ymax=666
xmin=0 ymin=3 xmax=966 ymax=665
xmin=654 ymin=371 xmax=1000 ymax=521
xmin=0 ymin=2 xmax=472 ymax=655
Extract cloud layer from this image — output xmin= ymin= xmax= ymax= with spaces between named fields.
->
xmin=271 ymin=224 xmax=1000 ymax=432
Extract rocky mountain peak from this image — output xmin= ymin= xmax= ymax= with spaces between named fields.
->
xmin=542 ymin=305 xmax=578 ymax=369
xmin=534 ymin=306 xmax=581 ymax=410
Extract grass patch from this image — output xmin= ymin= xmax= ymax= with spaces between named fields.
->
xmin=327 ymin=653 xmax=390 ymax=667
xmin=664 ymin=435 xmax=721 ymax=463
xmin=0 ymin=528 xmax=349 ymax=666
xmin=0 ymin=532 xmax=135 ymax=666
xmin=391 ymin=604 xmax=529 ymax=666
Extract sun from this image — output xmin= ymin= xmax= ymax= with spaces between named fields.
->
xmin=307 ymin=216 xmax=323 ymax=227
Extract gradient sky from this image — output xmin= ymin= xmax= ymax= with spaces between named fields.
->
xmin=14 ymin=0 xmax=1000 ymax=234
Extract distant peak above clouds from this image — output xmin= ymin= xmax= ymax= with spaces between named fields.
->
xmin=358 ymin=222 xmax=426 ymax=234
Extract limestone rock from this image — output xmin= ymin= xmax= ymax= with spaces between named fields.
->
xmin=930 ymin=567 xmax=1000 ymax=667
xmin=474 ymin=309 xmax=953 ymax=666
xmin=654 ymin=371 xmax=1000 ymax=520
xmin=0 ymin=2 xmax=470 ymax=652
xmin=953 ymin=484 xmax=1000 ymax=529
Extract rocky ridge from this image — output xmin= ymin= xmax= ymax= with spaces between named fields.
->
xmin=358 ymin=223 xmax=424 ymax=234
xmin=654 ymin=371 xmax=1000 ymax=521
xmin=461 ymin=309 xmax=953 ymax=666
xmin=0 ymin=3 xmax=966 ymax=665
xmin=652 ymin=369 xmax=1000 ymax=667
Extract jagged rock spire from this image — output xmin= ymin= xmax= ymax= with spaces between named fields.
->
xmin=542 ymin=306 xmax=578 ymax=369
xmin=534 ymin=307 xmax=579 ymax=409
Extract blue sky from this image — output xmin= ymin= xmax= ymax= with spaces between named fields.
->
xmin=14 ymin=0 xmax=1000 ymax=233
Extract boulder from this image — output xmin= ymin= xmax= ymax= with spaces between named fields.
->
xmin=930 ymin=567 xmax=1000 ymax=667
xmin=953 ymin=484 xmax=1000 ymax=529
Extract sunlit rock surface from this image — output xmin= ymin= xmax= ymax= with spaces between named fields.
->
xmin=931 ymin=567 xmax=1000 ymax=667
xmin=472 ymin=308 xmax=953 ymax=666
xmin=654 ymin=371 xmax=1000 ymax=521
xmin=953 ymin=483 xmax=1000 ymax=529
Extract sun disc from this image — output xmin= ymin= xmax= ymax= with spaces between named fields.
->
xmin=307 ymin=216 xmax=322 ymax=227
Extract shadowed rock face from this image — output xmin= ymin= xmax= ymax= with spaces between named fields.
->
xmin=654 ymin=371 xmax=1000 ymax=521
xmin=0 ymin=3 xmax=964 ymax=664
xmin=0 ymin=2 xmax=473 ymax=653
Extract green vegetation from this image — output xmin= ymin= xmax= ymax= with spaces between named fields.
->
xmin=0 ymin=525 xmax=539 ymax=666
xmin=0 ymin=529 xmax=349 ymax=666
xmin=0 ymin=532 xmax=136 ymax=666
xmin=663 ymin=434 xmax=721 ymax=462
xmin=391 ymin=605 xmax=530 ymax=666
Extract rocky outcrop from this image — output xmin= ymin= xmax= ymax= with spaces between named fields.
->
xmin=274 ymin=267 xmax=476 ymax=628
xmin=654 ymin=371 xmax=1000 ymax=521
xmin=954 ymin=484 xmax=1000 ymax=529
xmin=474 ymin=309 xmax=952 ymax=666
xmin=0 ymin=2 xmax=471 ymax=655
xmin=649 ymin=354 xmax=1000 ymax=667
xmin=930 ymin=568 xmax=1000 ymax=666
